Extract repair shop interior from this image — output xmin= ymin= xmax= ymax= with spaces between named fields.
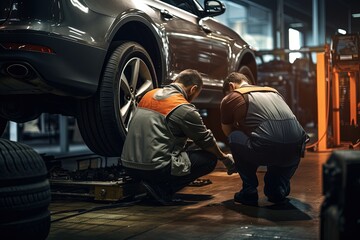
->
xmin=0 ymin=0 xmax=359 ymax=239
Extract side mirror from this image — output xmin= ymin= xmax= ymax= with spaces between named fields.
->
xmin=203 ymin=0 xmax=225 ymax=17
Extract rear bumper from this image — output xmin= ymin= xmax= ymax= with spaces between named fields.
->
xmin=0 ymin=31 xmax=107 ymax=97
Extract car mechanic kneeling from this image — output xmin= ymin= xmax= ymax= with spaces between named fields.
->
xmin=220 ymin=72 xmax=309 ymax=206
xmin=121 ymin=69 xmax=235 ymax=205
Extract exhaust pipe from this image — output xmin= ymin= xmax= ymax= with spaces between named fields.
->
xmin=6 ymin=63 xmax=33 ymax=79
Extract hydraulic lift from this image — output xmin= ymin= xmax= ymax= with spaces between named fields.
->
xmin=44 ymin=153 xmax=145 ymax=202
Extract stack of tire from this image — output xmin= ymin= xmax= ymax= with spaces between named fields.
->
xmin=320 ymin=150 xmax=360 ymax=239
xmin=0 ymin=138 xmax=51 ymax=240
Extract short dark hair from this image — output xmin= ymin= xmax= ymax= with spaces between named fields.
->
xmin=174 ymin=69 xmax=203 ymax=88
xmin=222 ymin=72 xmax=249 ymax=95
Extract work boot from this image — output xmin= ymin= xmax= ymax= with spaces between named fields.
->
xmin=266 ymin=187 xmax=289 ymax=205
xmin=234 ymin=189 xmax=258 ymax=206
xmin=140 ymin=181 xmax=178 ymax=206
xmin=267 ymin=196 xmax=289 ymax=205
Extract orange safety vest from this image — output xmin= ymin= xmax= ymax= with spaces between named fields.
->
xmin=139 ymin=88 xmax=190 ymax=116
xmin=121 ymin=87 xmax=192 ymax=175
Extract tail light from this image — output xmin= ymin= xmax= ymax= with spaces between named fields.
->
xmin=1 ymin=43 xmax=54 ymax=54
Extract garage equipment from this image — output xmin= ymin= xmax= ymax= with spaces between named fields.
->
xmin=331 ymin=33 xmax=360 ymax=147
xmin=315 ymin=34 xmax=359 ymax=151
xmin=50 ymin=179 xmax=141 ymax=202
xmin=45 ymin=153 xmax=144 ymax=202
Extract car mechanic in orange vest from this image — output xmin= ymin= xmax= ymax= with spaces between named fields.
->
xmin=121 ymin=69 xmax=235 ymax=205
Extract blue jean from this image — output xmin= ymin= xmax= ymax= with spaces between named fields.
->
xmin=228 ymin=131 xmax=300 ymax=199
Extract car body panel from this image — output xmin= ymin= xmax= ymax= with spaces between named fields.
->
xmin=0 ymin=0 xmax=256 ymax=112
xmin=154 ymin=2 xmax=215 ymax=83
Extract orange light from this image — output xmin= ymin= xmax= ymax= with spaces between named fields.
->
xmin=1 ymin=43 xmax=54 ymax=54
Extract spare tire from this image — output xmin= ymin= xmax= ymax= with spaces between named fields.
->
xmin=0 ymin=139 xmax=51 ymax=240
xmin=0 ymin=139 xmax=48 ymax=184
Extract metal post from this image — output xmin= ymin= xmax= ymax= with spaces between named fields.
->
xmin=316 ymin=52 xmax=327 ymax=151
xmin=313 ymin=0 xmax=326 ymax=45
xmin=9 ymin=121 xmax=18 ymax=142
xmin=349 ymin=72 xmax=357 ymax=125
xmin=40 ymin=114 xmax=46 ymax=133
xmin=332 ymin=72 xmax=341 ymax=146
xmin=319 ymin=0 xmax=325 ymax=44
xmin=313 ymin=0 xmax=318 ymax=45
xmin=276 ymin=0 xmax=284 ymax=49
xmin=59 ymin=115 xmax=69 ymax=153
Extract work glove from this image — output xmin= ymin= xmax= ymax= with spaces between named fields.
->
xmin=219 ymin=154 xmax=237 ymax=175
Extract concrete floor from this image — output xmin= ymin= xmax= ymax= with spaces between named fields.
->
xmin=47 ymin=150 xmax=335 ymax=240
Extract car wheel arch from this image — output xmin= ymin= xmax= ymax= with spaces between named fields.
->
xmin=105 ymin=15 xmax=166 ymax=86
xmin=237 ymin=49 xmax=258 ymax=84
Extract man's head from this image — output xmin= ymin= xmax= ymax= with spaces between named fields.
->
xmin=174 ymin=69 xmax=203 ymax=102
xmin=222 ymin=72 xmax=250 ymax=95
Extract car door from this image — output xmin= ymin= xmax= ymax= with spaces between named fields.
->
xmin=152 ymin=0 xmax=214 ymax=83
xmin=198 ymin=17 xmax=235 ymax=80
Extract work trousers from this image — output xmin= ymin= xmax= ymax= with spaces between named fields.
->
xmin=124 ymin=149 xmax=217 ymax=194
xmin=228 ymin=131 xmax=301 ymax=199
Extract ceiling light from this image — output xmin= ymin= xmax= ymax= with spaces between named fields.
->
xmin=337 ymin=29 xmax=347 ymax=35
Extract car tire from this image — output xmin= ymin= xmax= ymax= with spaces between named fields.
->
xmin=0 ymin=210 xmax=51 ymax=240
xmin=239 ymin=65 xmax=256 ymax=84
xmin=77 ymin=42 xmax=158 ymax=156
xmin=0 ymin=138 xmax=51 ymax=240
xmin=0 ymin=138 xmax=48 ymax=182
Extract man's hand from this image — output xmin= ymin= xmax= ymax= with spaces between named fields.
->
xmin=219 ymin=154 xmax=237 ymax=175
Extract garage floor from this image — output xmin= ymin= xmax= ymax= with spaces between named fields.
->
xmin=46 ymin=149 xmax=335 ymax=240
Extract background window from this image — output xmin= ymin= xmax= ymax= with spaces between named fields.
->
xmin=215 ymin=0 xmax=273 ymax=50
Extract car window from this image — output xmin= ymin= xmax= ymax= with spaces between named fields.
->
xmin=161 ymin=0 xmax=200 ymax=15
